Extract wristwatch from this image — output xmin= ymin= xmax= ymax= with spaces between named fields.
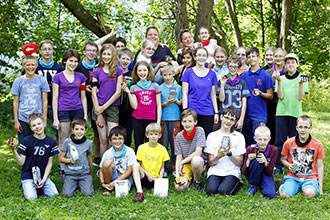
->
xmin=226 ymin=151 xmax=232 ymax=157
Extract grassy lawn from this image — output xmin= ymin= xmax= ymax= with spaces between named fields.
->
xmin=0 ymin=100 xmax=329 ymax=219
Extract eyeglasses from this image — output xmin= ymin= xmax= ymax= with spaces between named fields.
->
xmin=145 ymin=47 xmax=155 ymax=51
xmin=85 ymin=49 xmax=97 ymax=53
xmin=229 ymin=65 xmax=239 ymax=69
xmin=247 ymin=55 xmax=257 ymax=59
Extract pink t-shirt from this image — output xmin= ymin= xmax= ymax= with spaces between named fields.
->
xmin=52 ymin=71 xmax=86 ymax=111
xmin=282 ymin=137 xmax=325 ymax=180
xmin=130 ymin=82 xmax=161 ymax=120
xmin=91 ymin=66 xmax=124 ymax=105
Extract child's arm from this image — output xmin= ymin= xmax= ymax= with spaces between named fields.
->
xmin=175 ymin=155 xmax=183 ymax=178
xmin=36 ymin=156 xmax=54 ymax=188
xmin=181 ymin=147 xmax=203 ymax=165
xmin=59 ymin=151 xmax=75 ymax=164
xmin=153 ymin=62 xmax=168 ymax=76
xmin=211 ymin=85 xmax=219 ymax=123
xmin=162 ymin=97 xmax=175 ymax=108
xmin=52 ymin=83 xmax=60 ymax=130
xmin=95 ymin=75 xmax=123 ymax=115
xmin=298 ymin=78 xmax=306 ymax=100
xmin=8 ymin=142 xmax=26 ymax=166
xmin=158 ymin=162 xmax=165 ymax=178
xmin=219 ymin=76 xmax=227 ymax=102
xmin=94 ymin=27 xmax=116 ymax=51
xmin=121 ymin=84 xmax=137 ymax=109
xmin=91 ymin=77 xmax=106 ymax=128
xmin=236 ymin=97 xmax=247 ymax=130
xmin=156 ymin=93 xmax=162 ymax=125
xmin=138 ymin=160 xmax=155 ymax=182
xmin=274 ymin=72 xmax=284 ymax=99
xmin=259 ymin=88 xmax=274 ymax=100
xmin=182 ymin=82 xmax=189 ymax=109
xmin=175 ymin=98 xmax=182 ymax=106
xmin=317 ymin=159 xmax=324 ymax=195
xmin=88 ymin=155 xmax=93 ymax=176
xmin=13 ymin=95 xmax=22 ymax=132
xmin=42 ymin=92 xmax=48 ymax=129
xmin=80 ymin=83 xmax=88 ymax=122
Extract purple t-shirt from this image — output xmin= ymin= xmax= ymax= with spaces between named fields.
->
xmin=52 ymin=71 xmax=87 ymax=111
xmin=91 ymin=66 xmax=124 ymax=105
xmin=181 ymin=68 xmax=218 ymax=116
xmin=130 ymin=82 xmax=161 ymax=120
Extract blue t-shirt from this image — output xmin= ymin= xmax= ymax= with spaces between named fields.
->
xmin=17 ymin=135 xmax=59 ymax=180
xmin=36 ymin=62 xmax=64 ymax=106
xmin=181 ymin=68 xmax=218 ymax=116
xmin=10 ymin=75 xmax=50 ymax=122
xmin=160 ymin=83 xmax=182 ymax=121
xmin=219 ymin=78 xmax=250 ymax=116
xmin=240 ymin=67 xmax=274 ymax=117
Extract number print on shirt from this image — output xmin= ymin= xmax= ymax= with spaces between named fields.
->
xmin=223 ymin=90 xmax=242 ymax=109
xmin=34 ymin=146 xmax=45 ymax=156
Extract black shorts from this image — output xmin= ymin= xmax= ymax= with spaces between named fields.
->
xmin=140 ymin=176 xmax=154 ymax=189
xmin=58 ymin=109 xmax=84 ymax=122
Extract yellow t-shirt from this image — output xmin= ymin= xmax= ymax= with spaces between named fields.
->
xmin=136 ymin=143 xmax=170 ymax=178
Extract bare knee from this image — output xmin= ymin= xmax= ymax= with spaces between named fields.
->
xmin=103 ymin=159 xmax=114 ymax=169
xmin=191 ymin=156 xmax=203 ymax=168
xmin=303 ymin=188 xmax=316 ymax=198
xmin=279 ymin=186 xmax=291 ymax=198
xmin=133 ymin=161 xmax=140 ymax=171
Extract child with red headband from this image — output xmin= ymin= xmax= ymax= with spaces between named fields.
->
xmin=11 ymin=44 xmax=50 ymax=143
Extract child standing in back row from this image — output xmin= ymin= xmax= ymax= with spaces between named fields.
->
xmin=160 ymin=64 xmax=182 ymax=176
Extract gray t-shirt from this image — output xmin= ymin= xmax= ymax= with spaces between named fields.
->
xmin=175 ymin=126 xmax=206 ymax=160
xmin=10 ymin=75 xmax=50 ymax=122
xmin=61 ymin=138 xmax=93 ymax=175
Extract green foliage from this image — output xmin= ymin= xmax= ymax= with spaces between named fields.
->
xmin=303 ymin=76 xmax=330 ymax=112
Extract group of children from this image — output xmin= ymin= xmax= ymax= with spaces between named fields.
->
xmin=7 ymin=26 xmax=324 ymax=202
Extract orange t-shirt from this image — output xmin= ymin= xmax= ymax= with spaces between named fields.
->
xmin=282 ymin=137 xmax=325 ymax=180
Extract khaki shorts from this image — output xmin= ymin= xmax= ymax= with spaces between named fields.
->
xmin=92 ymin=105 xmax=119 ymax=123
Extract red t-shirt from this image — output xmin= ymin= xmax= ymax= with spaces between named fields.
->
xmin=282 ymin=137 xmax=325 ymax=180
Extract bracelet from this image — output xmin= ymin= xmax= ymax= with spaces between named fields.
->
xmin=100 ymin=182 xmax=105 ymax=185
xmin=226 ymin=151 xmax=232 ymax=157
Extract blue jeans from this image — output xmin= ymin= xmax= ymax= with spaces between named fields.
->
xmin=246 ymin=159 xmax=276 ymax=198
xmin=242 ymin=115 xmax=267 ymax=147
xmin=21 ymin=178 xmax=58 ymax=200
xmin=205 ymin=175 xmax=241 ymax=196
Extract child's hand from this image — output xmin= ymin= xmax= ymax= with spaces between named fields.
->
xmin=36 ymin=179 xmax=46 ymax=189
xmin=178 ymin=162 xmax=185 ymax=177
xmin=235 ymin=118 xmax=244 ymax=130
xmin=272 ymin=71 xmax=281 ymax=81
xmin=256 ymin=153 xmax=266 ymax=164
xmin=220 ymin=75 xmax=228 ymax=86
xmin=7 ymin=139 xmax=17 ymax=151
xmin=94 ymin=106 xmax=104 ymax=116
xmin=248 ymin=153 xmax=257 ymax=161
xmin=146 ymin=172 xmax=155 ymax=182
xmin=158 ymin=61 xmax=168 ymax=68
xmin=121 ymin=83 xmax=130 ymax=93
xmin=299 ymin=76 xmax=308 ymax=84
xmin=70 ymin=158 xmax=75 ymax=164
xmin=53 ymin=119 xmax=60 ymax=130
xmin=165 ymin=97 xmax=175 ymax=106
xmin=207 ymin=62 xmax=215 ymax=69
xmin=96 ymin=114 xmax=106 ymax=128
xmin=288 ymin=163 xmax=295 ymax=173
xmin=14 ymin=120 xmax=22 ymax=133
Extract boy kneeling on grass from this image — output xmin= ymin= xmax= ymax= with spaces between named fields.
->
xmin=279 ymin=115 xmax=324 ymax=198
xmin=99 ymin=126 xmax=136 ymax=195
xmin=174 ymin=108 xmax=206 ymax=191
xmin=132 ymin=123 xmax=170 ymax=202
xmin=59 ymin=119 xmax=94 ymax=197
xmin=8 ymin=113 xmax=59 ymax=200
xmin=242 ymin=126 xmax=278 ymax=198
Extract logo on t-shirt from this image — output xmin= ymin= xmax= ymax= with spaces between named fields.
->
xmin=257 ymin=79 xmax=262 ymax=85
xmin=290 ymin=148 xmax=314 ymax=176
xmin=140 ymin=90 xmax=152 ymax=106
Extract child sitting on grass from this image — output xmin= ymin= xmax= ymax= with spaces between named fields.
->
xmin=242 ymin=126 xmax=278 ymax=198
xmin=132 ymin=123 xmax=170 ymax=202
xmin=59 ymin=118 xmax=94 ymax=197
xmin=99 ymin=126 xmax=136 ymax=195
xmin=8 ymin=113 xmax=59 ymax=200
xmin=174 ymin=109 xmax=206 ymax=191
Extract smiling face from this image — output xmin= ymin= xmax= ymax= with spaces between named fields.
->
xmin=227 ymin=61 xmax=239 ymax=77
xmin=65 ymin=56 xmax=79 ymax=72
xmin=274 ymin=51 xmax=285 ymax=66
xmin=72 ymin=124 xmax=87 ymax=140
xmin=30 ymin=118 xmax=44 ymax=136
xmin=182 ymin=53 xmax=193 ymax=67
xmin=265 ymin=50 xmax=274 ymax=66
xmin=296 ymin=119 xmax=312 ymax=141
xmin=119 ymin=54 xmax=131 ymax=70
xmin=181 ymin=115 xmax=197 ymax=134
xmin=236 ymin=48 xmax=247 ymax=64
xmin=83 ymin=44 xmax=98 ymax=61
xmin=39 ymin=43 xmax=54 ymax=61
xmin=101 ymin=48 xmax=113 ymax=65
xmin=136 ymin=64 xmax=149 ymax=81
xmin=254 ymin=132 xmax=271 ymax=150
xmin=110 ymin=134 xmax=125 ymax=151
xmin=214 ymin=51 xmax=227 ymax=68
xmin=142 ymin=41 xmax=155 ymax=58
xmin=115 ymin=41 xmax=126 ymax=51
xmin=23 ymin=58 xmax=38 ymax=77
xmin=221 ymin=113 xmax=236 ymax=131
xmin=198 ymin=27 xmax=210 ymax=41
xmin=181 ymin=32 xmax=194 ymax=48
xmin=146 ymin=28 xmax=159 ymax=47
xmin=194 ymin=48 xmax=208 ymax=66
xmin=285 ymin=58 xmax=299 ymax=74
xmin=146 ymin=131 xmax=161 ymax=145
xmin=161 ymin=71 xmax=174 ymax=84
xmin=247 ymin=52 xmax=260 ymax=68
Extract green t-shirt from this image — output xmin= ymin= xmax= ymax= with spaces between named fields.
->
xmin=276 ymin=74 xmax=308 ymax=118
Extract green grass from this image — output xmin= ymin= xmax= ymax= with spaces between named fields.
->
xmin=1 ymin=100 xmax=330 ymax=219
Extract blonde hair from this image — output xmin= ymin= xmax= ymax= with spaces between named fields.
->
xmin=254 ymin=126 xmax=271 ymax=137
xmin=98 ymin=44 xmax=118 ymax=78
xmin=22 ymin=54 xmax=39 ymax=66
xmin=274 ymin=48 xmax=287 ymax=57
xmin=145 ymin=123 xmax=162 ymax=134
xmin=131 ymin=61 xmax=154 ymax=84
xmin=160 ymin=64 xmax=175 ymax=75
xmin=28 ymin=113 xmax=44 ymax=127
xmin=141 ymin=39 xmax=155 ymax=49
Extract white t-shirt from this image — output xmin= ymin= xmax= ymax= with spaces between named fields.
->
xmin=205 ymin=130 xmax=246 ymax=179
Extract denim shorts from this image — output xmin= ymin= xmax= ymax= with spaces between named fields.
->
xmin=21 ymin=178 xmax=58 ymax=200
xmin=58 ymin=109 xmax=84 ymax=122
xmin=281 ymin=176 xmax=319 ymax=197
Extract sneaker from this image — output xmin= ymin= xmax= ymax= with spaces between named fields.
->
xmin=163 ymin=172 xmax=168 ymax=178
xmin=133 ymin=192 xmax=144 ymax=202
xmin=93 ymin=157 xmax=101 ymax=167
xmin=273 ymin=167 xmax=283 ymax=175
xmin=193 ymin=180 xmax=202 ymax=191
xmin=275 ymin=178 xmax=284 ymax=187
xmin=246 ymin=185 xmax=257 ymax=195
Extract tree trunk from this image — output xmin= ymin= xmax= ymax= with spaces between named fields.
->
xmin=269 ymin=0 xmax=282 ymax=47
xmin=211 ymin=11 xmax=231 ymax=51
xmin=195 ymin=0 xmax=214 ymax=41
xmin=280 ymin=0 xmax=293 ymax=51
xmin=60 ymin=0 xmax=110 ymax=37
xmin=224 ymin=0 xmax=242 ymax=47
xmin=175 ymin=0 xmax=189 ymax=49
